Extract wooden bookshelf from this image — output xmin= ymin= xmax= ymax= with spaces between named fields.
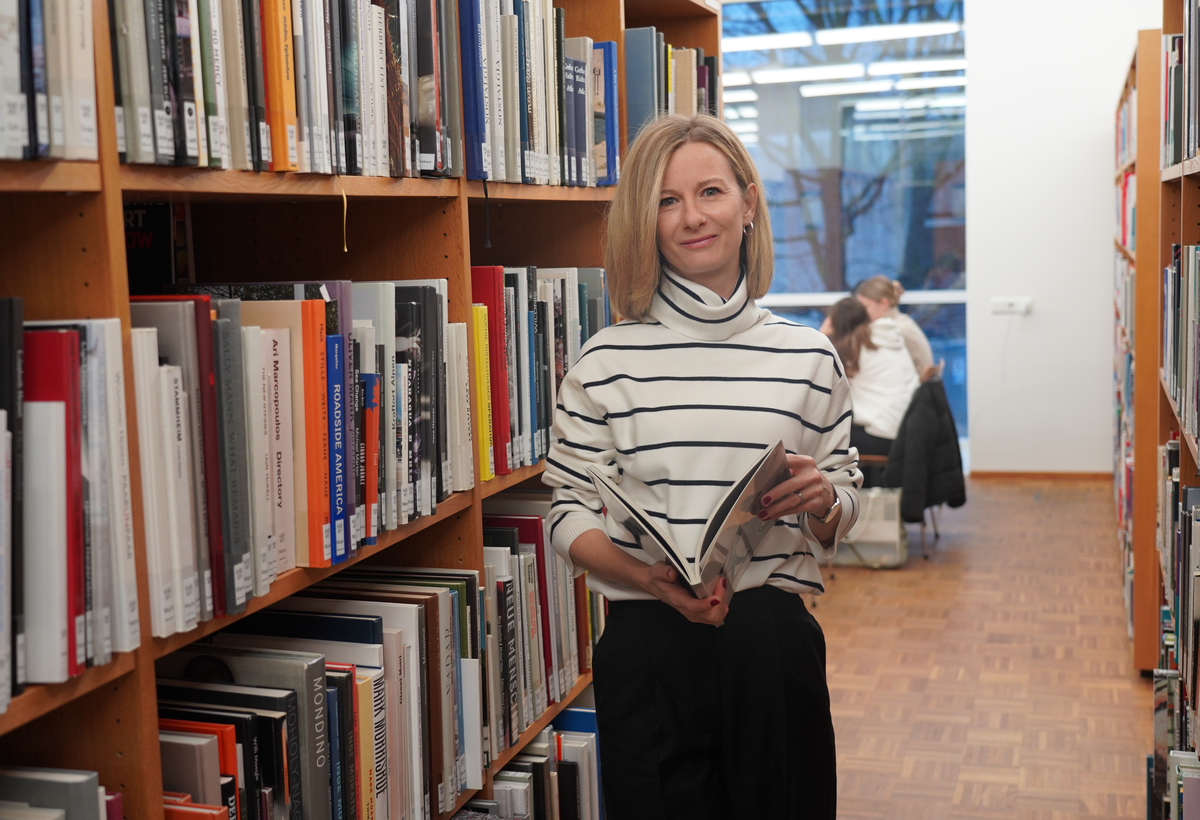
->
xmin=0 ymin=160 xmax=103 ymax=192
xmin=0 ymin=0 xmax=720 ymax=816
xmin=1164 ymin=162 xmax=1184 ymax=181
xmin=1113 ymin=30 xmax=1163 ymax=672
xmin=485 ymin=672 xmax=595 ymax=781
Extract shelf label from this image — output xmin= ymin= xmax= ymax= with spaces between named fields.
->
xmin=114 ymin=106 xmax=126 ymax=153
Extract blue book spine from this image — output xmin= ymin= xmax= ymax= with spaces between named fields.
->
xmin=27 ymin=0 xmax=48 ymax=156
xmin=597 ymin=42 xmax=620 ymax=186
xmin=624 ymin=27 xmax=658 ymax=147
xmin=327 ymin=334 xmax=349 ymax=563
xmin=459 ymin=0 xmax=486 ymax=179
xmin=361 ymin=372 xmax=379 ymax=545
xmin=527 ymin=313 xmax=538 ymax=464
xmin=328 ymin=685 xmax=344 ymax=820
xmin=515 ymin=0 xmax=530 ymax=182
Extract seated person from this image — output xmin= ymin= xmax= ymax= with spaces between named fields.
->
xmin=822 ymin=298 xmax=920 ymax=484
xmin=854 ymin=276 xmax=941 ymax=381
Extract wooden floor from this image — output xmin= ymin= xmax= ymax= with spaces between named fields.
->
xmin=810 ymin=478 xmax=1152 ymax=819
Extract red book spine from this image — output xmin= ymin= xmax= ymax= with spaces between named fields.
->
xmin=470 ymin=266 xmax=512 ymax=474
xmin=24 ymin=330 xmax=84 ymax=677
xmin=131 ymin=295 xmax=227 ymax=618
xmin=483 ymin=514 xmax=555 ymax=700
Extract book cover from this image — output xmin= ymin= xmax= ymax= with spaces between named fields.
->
xmin=160 ymin=704 xmax=262 ymax=820
xmin=160 ymin=718 xmax=241 ymax=820
xmin=327 ymin=686 xmax=344 ymax=820
xmin=623 ymin=26 xmax=656 ymax=146
xmin=0 ymin=768 xmax=100 ymax=820
xmin=263 ymin=328 xmax=295 ymax=574
xmin=588 ymin=440 xmax=792 ymax=598
xmin=592 ymin=41 xmax=618 ymax=186
xmin=242 ymin=327 xmax=275 ymax=595
xmin=260 ymin=0 xmax=297 ymax=168
xmin=327 ymin=334 xmax=348 ymax=564
xmin=325 ymin=665 xmax=359 ymax=820
xmin=156 ymin=364 xmax=200 ymax=632
xmin=0 ymin=300 xmax=22 ymax=692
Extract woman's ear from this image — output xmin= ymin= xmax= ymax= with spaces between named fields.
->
xmin=743 ymin=182 xmax=758 ymax=225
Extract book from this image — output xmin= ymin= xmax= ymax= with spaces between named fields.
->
xmin=471 ymin=304 xmax=493 ymax=482
xmin=0 ymin=300 xmax=23 ymax=694
xmin=591 ymin=41 xmax=617 ymax=186
xmin=158 ymin=730 xmax=229 ymax=812
xmin=262 ymin=328 xmax=295 ymax=574
xmin=22 ymin=329 xmax=83 ymax=681
xmin=212 ymin=308 xmax=253 ymax=612
xmin=0 ymin=768 xmax=100 ymax=820
xmin=587 ymin=440 xmax=793 ymax=598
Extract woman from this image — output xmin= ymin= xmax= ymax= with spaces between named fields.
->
xmin=823 ymin=297 xmax=920 ymax=463
xmin=854 ymin=275 xmax=937 ymax=379
xmin=542 ymin=114 xmax=861 ymax=820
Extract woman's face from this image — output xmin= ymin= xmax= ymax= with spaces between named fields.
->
xmin=856 ymin=294 xmax=890 ymax=321
xmin=656 ymin=141 xmax=757 ymax=299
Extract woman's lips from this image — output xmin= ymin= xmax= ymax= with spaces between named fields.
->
xmin=681 ymin=234 xmax=717 ymax=249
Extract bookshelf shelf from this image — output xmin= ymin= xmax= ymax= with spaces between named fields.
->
xmin=119 ymin=166 xmax=461 ymax=200
xmin=1164 ymin=162 xmax=1184 ymax=181
xmin=624 ymin=0 xmax=719 ymax=20
xmin=485 ymin=672 xmax=595 ymax=778
xmin=1115 ymin=158 xmax=1136 ymax=182
xmin=1186 ymin=157 xmax=1200 ymax=176
xmin=1115 ymin=241 xmax=1135 ymax=264
xmin=482 ymin=463 xmax=548 ymax=498
xmin=466 ymin=180 xmax=616 ymax=202
xmin=0 ymin=160 xmax=103 ymax=193
xmin=151 ymin=490 xmax=474 ymax=659
xmin=0 ymin=652 xmax=138 ymax=738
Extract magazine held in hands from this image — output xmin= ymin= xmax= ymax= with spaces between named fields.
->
xmin=587 ymin=440 xmax=793 ymax=598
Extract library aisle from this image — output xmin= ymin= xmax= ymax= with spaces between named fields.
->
xmin=814 ymin=478 xmax=1150 ymax=819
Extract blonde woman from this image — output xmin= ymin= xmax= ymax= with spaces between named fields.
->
xmin=853 ymin=275 xmax=937 ymax=377
xmin=542 ymin=114 xmax=860 ymax=819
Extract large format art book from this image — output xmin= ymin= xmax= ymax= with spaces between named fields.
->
xmin=586 ymin=440 xmax=791 ymax=598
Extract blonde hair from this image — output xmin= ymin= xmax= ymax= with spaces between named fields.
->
xmin=854 ymin=275 xmax=903 ymax=307
xmin=604 ymin=115 xmax=773 ymax=321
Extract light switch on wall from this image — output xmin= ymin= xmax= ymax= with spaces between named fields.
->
xmin=990 ymin=297 xmax=1033 ymax=315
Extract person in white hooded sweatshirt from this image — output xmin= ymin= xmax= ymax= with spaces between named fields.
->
xmin=822 ymin=297 xmax=919 ymax=477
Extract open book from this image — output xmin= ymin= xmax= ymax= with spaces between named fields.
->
xmin=587 ymin=440 xmax=793 ymax=598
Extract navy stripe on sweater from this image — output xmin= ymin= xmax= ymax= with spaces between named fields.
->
xmin=581 ymin=373 xmax=833 ymax=394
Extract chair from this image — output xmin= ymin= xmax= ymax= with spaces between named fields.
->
xmin=855 ymin=453 xmax=939 ymax=559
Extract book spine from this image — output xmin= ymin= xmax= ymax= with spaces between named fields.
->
xmin=105 ymin=0 xmax=126 ymax=162
xmin=261 ymin=0 xmax=295 ymax=168
xmin=144 ymin=0 xmax=174 ymax=160
xmin=213 ymin=322 xmax=245 ymax=613
xmin=458 ymin=0 xmax=484 ymax=178
xmin=339 ymin=0 xmax=359 ymax=173
xmin=327 ymin=334 xmax=348 ymax=563
xmin=361 ymin=372 xmax=378 ymax=544
xmin=326 ymin=0 xmax=344 ymax=173
xmin=304 ymin=301 xmax=331 ymax=566
xmin=471 ymin=305 xmax=493 ymax=482
xmin=222 ymin=0 xmax=253 ymax=169
xmin=100 ymin=321 xmax=139 ymax=653
xmin=25 ymin=0 xmax=47 ymax=156
xmin=165 ymin=0 xmax=200 ymax=164
xmin=244 ymin=0 xmax=267 ymax=168
xmin=499 ymin=578 xmax=519 ymax=743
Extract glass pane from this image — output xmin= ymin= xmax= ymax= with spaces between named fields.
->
xmin=773 ymin=303 xmax=967 ymax=436
xmin=722 ymin=0 xmax=966 ymax=294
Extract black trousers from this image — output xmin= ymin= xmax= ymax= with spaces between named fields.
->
xmin=851 ymin=424 xmax=893 ymax=488
xmin=592 ymin=585 xmax=836 ymax=820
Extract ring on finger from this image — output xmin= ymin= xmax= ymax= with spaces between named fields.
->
xmin=795 ymin=491 xmax=804 ymax=505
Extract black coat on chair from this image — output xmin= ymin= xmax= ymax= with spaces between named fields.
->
xmin=881 ymin=379 xmax=966 ymax=523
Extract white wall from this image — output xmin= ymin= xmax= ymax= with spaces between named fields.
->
xmin=965 ymin=0 xmax=1160 ymax=472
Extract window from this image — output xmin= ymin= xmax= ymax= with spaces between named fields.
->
xmin=723 ymin=0 xmax=967 ymax=434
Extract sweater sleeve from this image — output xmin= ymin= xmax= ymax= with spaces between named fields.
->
xmin=542 ymin=365 xmax=617 ymax=578
xmin=898 ymin=313 xmax=935 ymax=373
xmin=800 ymin=351 xmax=863 ymax=559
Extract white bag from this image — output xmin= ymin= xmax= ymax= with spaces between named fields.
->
xmin=831 ymin=487 xmax=908 ymax=568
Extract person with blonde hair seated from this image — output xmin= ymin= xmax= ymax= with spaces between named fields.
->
xmin=821 ymin=297 xmax=919 ymax=482
xmin=853 ymin=276 xmax=940 ymax=381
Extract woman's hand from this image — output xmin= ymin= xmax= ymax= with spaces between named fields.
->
xmin=638 ymin=563 xmax=731 ymax=626
xmin=757 ymin=454 xmax=835 ymax=522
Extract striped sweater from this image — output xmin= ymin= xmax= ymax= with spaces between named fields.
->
xmin=544 ymin=268 xmax=863 ymax=601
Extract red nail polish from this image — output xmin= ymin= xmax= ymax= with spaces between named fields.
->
xmin=762 ymin=496 xmax=771 ymax=505
xmin=710 ymin=599 xmax=719 ymax=607
xmin=758 ymin=510 xmax=768 ymax=520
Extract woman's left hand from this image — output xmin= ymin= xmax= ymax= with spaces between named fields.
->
xmin=757 ymin=454 xmax=835 ymax=522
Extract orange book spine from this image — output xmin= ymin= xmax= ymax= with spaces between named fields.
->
xmin=260 ymin=0 xmax=298 ymax=169
xmin=304 ymin=300 xmax=331 ymax=566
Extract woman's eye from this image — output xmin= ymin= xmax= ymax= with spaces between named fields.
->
xmin=703 ymin=187 xmax=721 ymax=196
xmin=659 ymin=197 xmax=677 ymax=208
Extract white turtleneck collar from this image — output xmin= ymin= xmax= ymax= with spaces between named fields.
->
xmin=648 ymin=266 xmax=766 ymax=341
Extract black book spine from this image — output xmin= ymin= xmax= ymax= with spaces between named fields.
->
xmin=350 ymin=338 xmax=362 ymax=545
xmin=562 ymin=55 xmax=575 ymax=187
xmin=108 ymin=0 xmax=126 ymax=162
xmin=534 ymin=301 xmax=548 ymax=458
xmin=375 ymin=344 xmax=385 ymax=519
xmin=145 ymin=0 xmax=175 ymax=163
xmin=163 ymin=0 xmax=199 ymax=165
xmin=433 ymin=292 xmax=447 ymax=501
xmin=1 ymin=300 xmax=23 ymax=694
xmin=394 ymin=301 xmax=421 ymax=516
xmin=572 ymin=59 xmax=587 ymax=189
xmin=417 ymin=291 xmax=437 ymax=511
xmin=339 ymin=0 xmax=359 ymax=174
xmin=24 ymin=0 xmax=48 ymax=156
xmin=414 ymin=0 xmax=436 ymax=171
xmin=326 ymin=0 xmax=345 ymax=174
xmin=244 ymin=0 xmax=269 ymax=169
xmin=554 ymin=8 xmax=566 ymax=186
xmin=75 ymin=329 xmax=94 ymax=668
xmin=513 ymin=0 xmax=528 ymax=182
xmin=557 ymin=759 xmax=580 ymax=820
xmin=221 ymin=776 xmax=238 ymax=820
xmin=17 ymin=0 xmax=34 ymax=158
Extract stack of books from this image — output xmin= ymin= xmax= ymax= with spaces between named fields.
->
xmin=0 ymin=767 xmax=122 ymax=820
xmin=469 ymin=265 xmax=608 ymax=480
xmin=129 ymin=278 xmax=476 ymax=636
xmin=0 ymin=300 xmax=143 ymax=709
xmin=625 ymin=26 xmax=720 ymax=145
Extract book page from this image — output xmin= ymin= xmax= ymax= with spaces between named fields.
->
xmin=585 ymin=467 xmax=692 ymax=582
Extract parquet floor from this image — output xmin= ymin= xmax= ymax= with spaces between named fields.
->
xmin=809 ymin=478 xmax=1152 ymax=819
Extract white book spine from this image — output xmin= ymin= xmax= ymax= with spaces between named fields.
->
xmin=0 ymin=0 xmax=25 ymax=158
xmin=84 ymin=328 xmax=113 ymax=665
xmin=565 ymin=557 xmax=579 ymax=678
xmin=258 ymin=332 xmax=276 ymax=584
xmin=158 ymin=366 xmax=199 ymax=631
xmin=542 ymin=0 xmax=557 ymax=186
xmin=242 ymin=327 xmax=272 ymax=596
xmin=486 ymin=0 xmax=503 ymax=179
xmin=476 ymin=0 xmax=491 ymax=178
xmin=501 ymin=15 xmax=520 ymax=182
xmin=23 ymin=401 xmax=70 ymax=681
xmin=0 ymin=420 xmax=10 ymax=709
xmin=382 ymin=629 xmax=403 ymax=820
xmin=308 ymin=0 xmax=328 ymax=172
xmin=221 ymin=0 xmax=252 ymax=169
xmin=208 ymin=0 xmax=231 ymax=167
xmin=358 ymin=0 xmax=373 ymax=176
xmin=43 ymin=0 xmax=69 ymax=155
xmin=373 ymin=4 xmax=386 ymax=177
xmin=292 ymin=0 xmax=309 ymax=171
xmin=130 ymin=330 xmax=175 ymax=637
xmin=65 ymin=0 xmax=97 ymax=159
xmin=264 ymin=328 xmax=295 ymax=575
xmin=121 ymin=0 xmax=156 ymax=162
xmin=187 ymin=0 xmax=208 ymax=165
xmin=101 ymin=321 xmax=140 ymax=651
